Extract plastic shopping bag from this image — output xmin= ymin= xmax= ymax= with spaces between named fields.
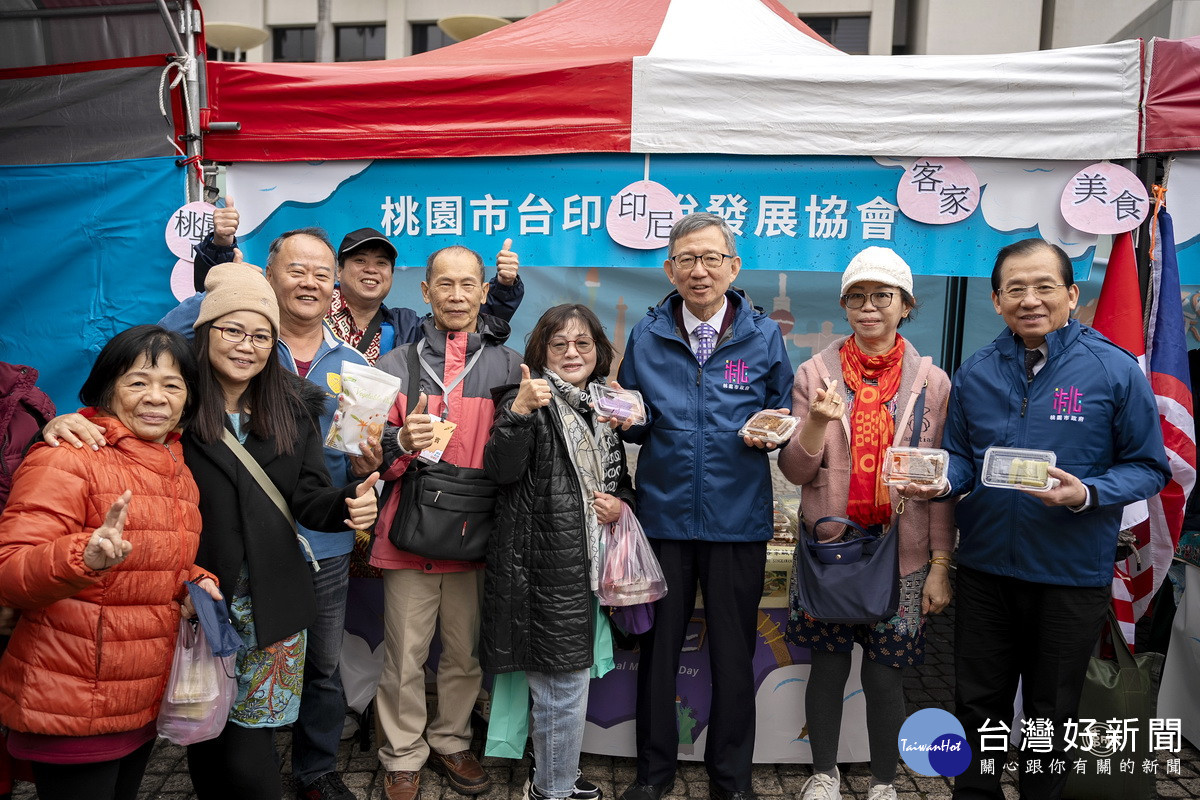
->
xmin=157 ymin=618 xmax=236 ymax=746
xmin=597 ymin=505 xmax=668 ymax=606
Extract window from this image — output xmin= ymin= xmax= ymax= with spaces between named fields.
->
xmin=801 ymin=15 xmax=870 ymax=55
xmin=411 ymin=22 xmax=455 ymax=54
xmin=273 ymin=26 xmax=315 ymax=62
xmin=206 ymin=45 xmax=246 ymax=62
xmin=336 ymin=25 xmax=385 ymax=61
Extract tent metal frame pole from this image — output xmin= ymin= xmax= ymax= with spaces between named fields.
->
xmin=156 ymin=0 xmax=202 ymax=202
xmin=941 ymin=275 xmax=969 ymax=375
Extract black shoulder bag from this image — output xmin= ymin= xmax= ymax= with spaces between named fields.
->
xmin=385 ymin=341 xmax=497 ymax=562
xmin=789 ymin=382 xmax=928 ymax=624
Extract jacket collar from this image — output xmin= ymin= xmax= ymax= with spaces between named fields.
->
xmin=649 ymin=289 xmax=754 ymax=340
xmin=994 ymin=318 xmax=1082 ymax=362
xmin=417 ymin=313 xmax=512 ymax=355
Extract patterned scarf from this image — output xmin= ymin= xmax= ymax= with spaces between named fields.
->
xmin=327 ymin=288 xmax=381 ymax=364
xmin=839 ymin=334 xmax=906 ymax=527
xmin=545 ymin=371 xmax=621 ymax=593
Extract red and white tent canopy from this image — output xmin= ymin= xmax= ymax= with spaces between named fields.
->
xmin=1143 ymin=34 xmax=1200 ymax=154
xmin=203 ymin=0 xmax=1141 ymax=163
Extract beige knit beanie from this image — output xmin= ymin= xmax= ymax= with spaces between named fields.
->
xmin=194 ymin=263 xmax=280 ymax=333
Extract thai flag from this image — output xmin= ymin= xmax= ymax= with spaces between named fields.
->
xmin=1096 ymin=209 xmax=1197 ymax=644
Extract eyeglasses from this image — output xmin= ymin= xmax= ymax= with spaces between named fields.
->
xmin=841 ymin=291 xmax=895 ymax=310
xmin=1000 ymin=284 xmax=1067 ymax=300
xmin=212 ymin=325 xmax=275 ymax=350
xmin=548 ymin=338 xmax=595 ymax=355
xmin=670 ymin=252 xmax=733 ymax=270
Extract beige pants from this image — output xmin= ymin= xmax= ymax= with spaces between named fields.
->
xmin=375 ymin=568 xmax=484 ymax=770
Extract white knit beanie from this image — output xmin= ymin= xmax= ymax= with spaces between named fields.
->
xmin=840 ymin=247 xmax=914 ymax=297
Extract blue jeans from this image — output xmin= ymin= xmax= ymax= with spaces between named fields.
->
xmin=292 ymin=552 xmax=350 ymax=787
xmin=527 ymin=668 xmax=591 ymax=798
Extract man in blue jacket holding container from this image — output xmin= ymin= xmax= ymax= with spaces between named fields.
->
xmin=617 ymin=213 xmax=793 ymax=800
xmin=904 ymin=238 xmax=1169 ymax=800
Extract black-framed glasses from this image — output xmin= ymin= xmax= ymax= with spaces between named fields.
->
xmin=1000 ymin=284 xmax=1067 ymax=300
xmin=841 ymin=291 xmax=895 ymax=310
xmin=548 ymin=337 xmax=595 ymax=355
xmin=670 ymin=252 xmax=733 ymax=270
xmin=212 ymin=325 xmax=275 ymax=350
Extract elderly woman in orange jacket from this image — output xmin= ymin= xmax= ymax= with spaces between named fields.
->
xmin=0 ymin=326 xmax=218 ymax=800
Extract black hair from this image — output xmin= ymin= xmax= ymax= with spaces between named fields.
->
xmin=79 ymin=325 xmax=198 ymax=425
xmin=189 ymin=321 xmax=302 ymax=455
xmin=991 ymin=238 xmax=1074 ymax=292
xmin=524 ymin=304 xmax=615 ymax=384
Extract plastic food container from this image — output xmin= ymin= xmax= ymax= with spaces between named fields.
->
xmin=882 ymin=446 xmax=949 ymax=486
xmin=589 ymin=384 xmax=646 ymax=425
xmin=738 ymin=409 xmax=798 ymax=445
xmin=981 ymin=447 xmax=1059 ymax=491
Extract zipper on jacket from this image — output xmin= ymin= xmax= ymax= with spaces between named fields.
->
xmin=95 ymin=611 xmax=104 ymax=676
xmin=165 ymin=444 xmax=189 ymax=578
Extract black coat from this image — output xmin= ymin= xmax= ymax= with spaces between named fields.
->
xmin=481 ymin=380 xmax=635 ymax=674
xmin=182 ymin=376 xmax=359 ymax=647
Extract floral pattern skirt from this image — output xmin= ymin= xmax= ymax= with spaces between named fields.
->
xmin=228 ymin=566 xmax=306 ymax=728
xmin=786 ymin=564 xmax=929 ymax=668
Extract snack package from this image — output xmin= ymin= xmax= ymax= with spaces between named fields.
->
xmin=589 ymin=384 xmax=646 ymax=425
xmin=738 ymin=409 xmax=798 ymax=445
xmin=981 ymin=447 xmax=1059 ymax=491
xmin=325 ymin=362 xmax=404 ymax=455
xmin=882 ymin=446 xmax=949 ymax=486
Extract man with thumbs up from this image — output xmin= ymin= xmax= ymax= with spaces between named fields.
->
xmin=368 ymin=245 xmax=523 ymax=800
xmin=193 ymin=204 xmax=525 ymax=365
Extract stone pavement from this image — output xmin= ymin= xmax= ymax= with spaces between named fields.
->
xmin=11 ymin=602 xmax=1199 ymax=799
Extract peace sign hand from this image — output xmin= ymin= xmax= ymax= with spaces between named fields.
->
xmin=84 ymin=490 xmax=134 ymax=571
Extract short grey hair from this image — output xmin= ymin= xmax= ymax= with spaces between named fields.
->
xmin=425 ymin=245 xmax=485 ymax=282
xmin=667 ymin=212 xmax=737 ymax=256
xmin=266 ymin=228 xmax=336 ymax=269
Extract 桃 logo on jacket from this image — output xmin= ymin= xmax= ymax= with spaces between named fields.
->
xmin=721 ymin=359 xmax=751 ymax=391
xmin=1050 ymin=386 xmax=1084 ymax=422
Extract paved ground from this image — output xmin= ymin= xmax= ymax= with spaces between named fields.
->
xmin=12 ymin=601 xmax=1199 ymax=799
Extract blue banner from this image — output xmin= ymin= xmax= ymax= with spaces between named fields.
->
xmin=0 ymin=157 xmax=186 ymax=411
xmin=235 ymin=154 xmax=1096 ymax=280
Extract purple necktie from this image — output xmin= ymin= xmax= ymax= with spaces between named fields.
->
xmin=695 ymin=323 xmax=716 ymax=365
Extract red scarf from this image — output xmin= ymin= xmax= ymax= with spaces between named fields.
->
xmin=839 ymin=335 xmax=906 ymax=527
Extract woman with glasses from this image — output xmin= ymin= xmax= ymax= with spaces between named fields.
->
xmin=482 ymin=304 xmax=635 ymax=800
xmin=43 ymin=264 xmax=379 ymax=800
xmin=778 ymin=248 xmax=955 ymax=800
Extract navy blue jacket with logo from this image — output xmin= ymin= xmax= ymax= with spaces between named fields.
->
xmin=617 ymin=290 xmax=793 ymax=543
xmin=944 ymin=320 xmax=1170 ymax=587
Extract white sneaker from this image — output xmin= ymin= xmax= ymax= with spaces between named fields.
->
xmin=799 ymin=768 xmax=841 ymax=800
xmin=866 ymin=784 xmax=896 ymax=800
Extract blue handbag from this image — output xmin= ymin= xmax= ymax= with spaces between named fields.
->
xmin=791 ymin=515 xmax=900 ymax=625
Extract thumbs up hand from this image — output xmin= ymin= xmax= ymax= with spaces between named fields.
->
xmin=398 ymin=392 xmax=435 ymax=453
xmin=495 ymin=237 xmax=519 ymax=286
xmin=344 ymin=472 xmax=380 ymax=530
xmin=512 ymin=364 xmax=551 ymax=415
xmin=212 ymin=197 xmax=239 ymax=247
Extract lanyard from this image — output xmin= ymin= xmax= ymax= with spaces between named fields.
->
xmin=414 ymin=338 xmax=485 ymax=420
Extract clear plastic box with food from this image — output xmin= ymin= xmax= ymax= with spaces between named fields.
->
xmin=981 ymin=447 xmax=1059 ymax=491
xmin=882 ymin=446 xmax=949 ymax=487
xmin=588 ymin=384 xmax=646 ymax=425
xmin=738 ymin=409 xmax=798 ymax=445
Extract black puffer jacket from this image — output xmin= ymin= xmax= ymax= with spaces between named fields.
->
xmin=481 ymin=378 xmax=635 ymax=674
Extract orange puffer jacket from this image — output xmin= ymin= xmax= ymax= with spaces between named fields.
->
xmin=0 ymin=413 xmax=209 ymax=737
